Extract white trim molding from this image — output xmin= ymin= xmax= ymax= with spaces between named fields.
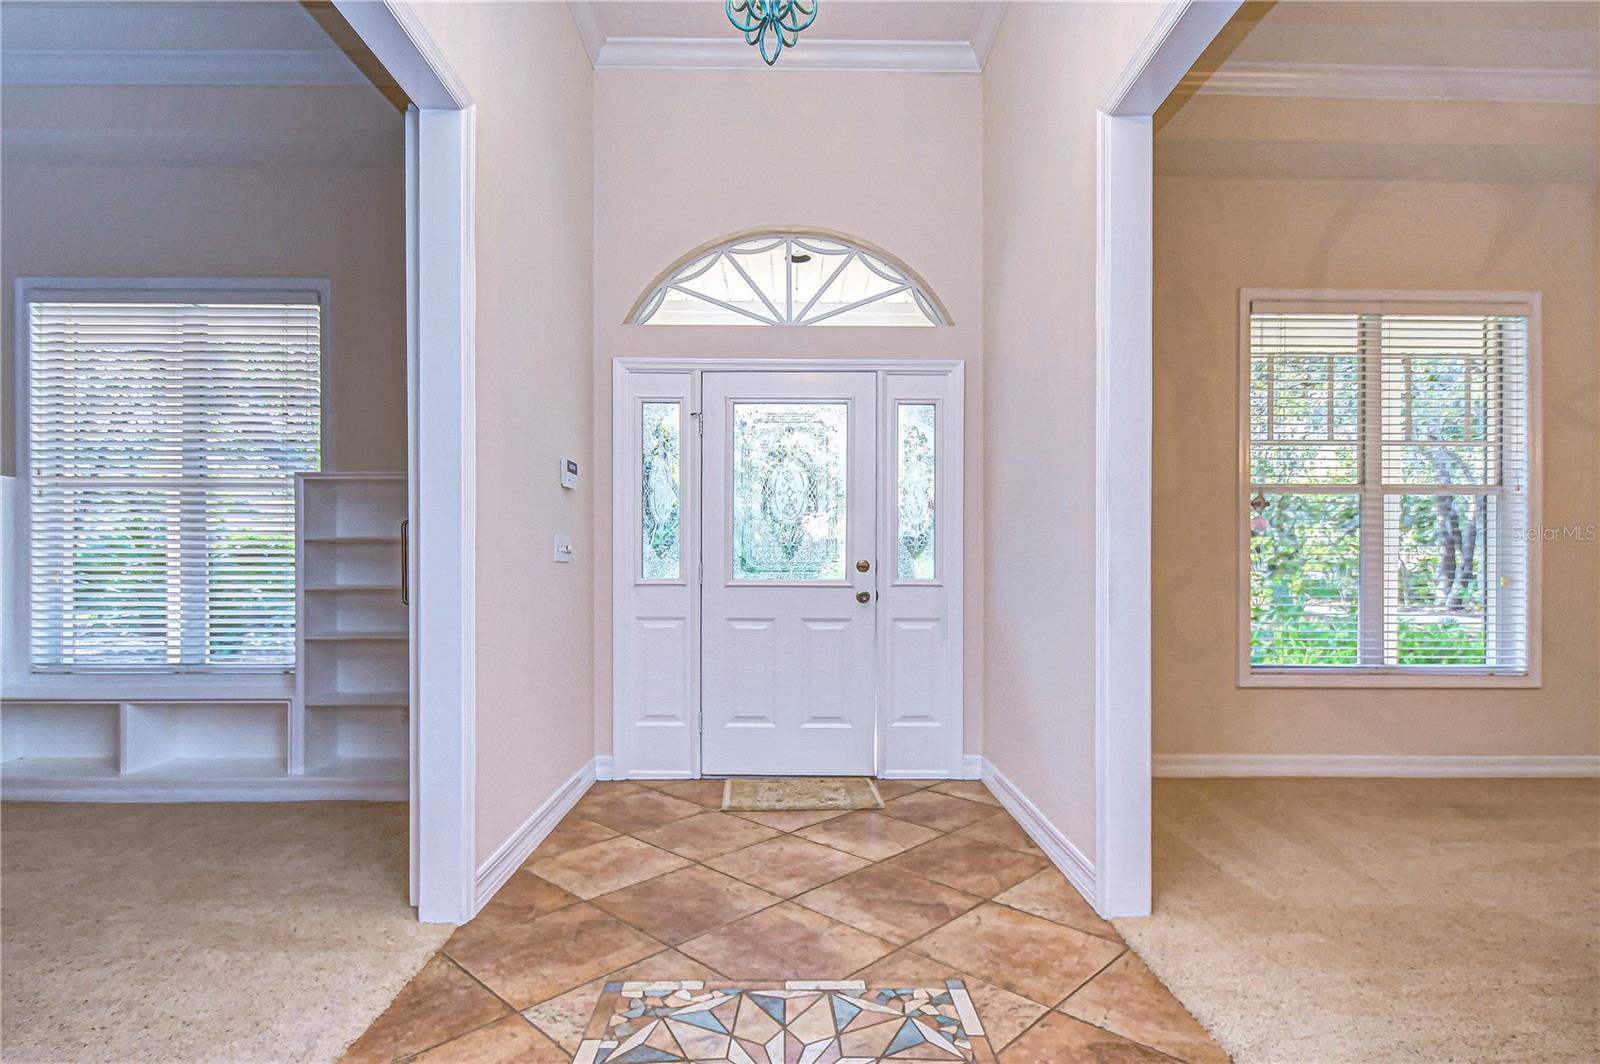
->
xmin=473 ymin=759 xmax=597 ymax=913
xmin=337 ymin=0 xmax=477 ymax=925
xmin=589 ymin=37 xmax=984 ymax=74
xmin=565 ymin=1 xmax=1008 ymax=74
xmin=1092 ymin=0 xmax=1243 ymax=921
xmin=980 ymin=760 xmax=1097 ymax=909
xmin=1184 ymin=61 xmax=1600 ymax=106
xmin=1155 ymin=754 xmax=1600 ymax=778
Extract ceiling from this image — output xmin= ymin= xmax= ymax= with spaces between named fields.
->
xmin=1181 ymin=1 xmax=1599 ymax=105
xmin=1159 ymin=2 xmax=1599 ymax=182
xmin=0 ymin=0 xmax=398 ymax=95
xmin=0 ymin=1 xmax=403 ymax=168
xmin=569 ymin=1 xmax=1007 ymax=72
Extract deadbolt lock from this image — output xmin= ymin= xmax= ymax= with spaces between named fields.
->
xmin=856 ymin=590 xmax=871 ymax=604
xmin=856 ymin=559 xmax=871 ymax=573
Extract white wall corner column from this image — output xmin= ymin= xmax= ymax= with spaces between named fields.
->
xmin=337 ymin=0 xmax=477 ymax=924
xmin=1094 ymin=0 xmax=1241 ymax=918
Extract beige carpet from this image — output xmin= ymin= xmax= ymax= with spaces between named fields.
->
xmin=1 ymin=801 xmax=450 ymax=1064
xmin=1115 ymin=778 xmax=1600 ymax=1063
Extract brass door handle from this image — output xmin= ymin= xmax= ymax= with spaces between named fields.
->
xmin=856 ymin=590 xmax=871 ymax=604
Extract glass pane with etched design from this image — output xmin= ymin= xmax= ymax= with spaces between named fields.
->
xmin=897 ymin=403 xmax=937 ymax=580
xmin=641 ymin=401 xmax=681 ymax=580
xmin=732 ymin=402 xmax=847 ymax=580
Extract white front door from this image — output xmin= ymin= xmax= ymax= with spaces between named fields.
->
xmin=700 ymin=371 xmax=878 ymax=776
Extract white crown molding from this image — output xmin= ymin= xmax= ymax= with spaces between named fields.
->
xmin=1186 ymin=60 xmax=1600 ymax=105
xmin=1154 ymin=754 xmax=1600 ymax=778
xmin=970 ymin=3 xmax=1007 ymax=71
xmin=591 ymin=36 xmax=981 ymax=74
xmin=0 ymin=47 xmax=372 ymax=87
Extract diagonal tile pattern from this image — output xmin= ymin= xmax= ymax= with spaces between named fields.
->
xmin=342 ymin=779 xmax=1228 ymax=1063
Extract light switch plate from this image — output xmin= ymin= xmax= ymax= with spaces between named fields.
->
xmin=554 ymin=534 xmax=574 ymax=562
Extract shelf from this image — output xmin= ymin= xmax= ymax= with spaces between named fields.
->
xmin=304 ymin=691 xmax=408 ymax=707
xmin=122 ymin=757 xmax=288 ymax=781
xmin=304 ymin=535 xmax=400 ymax=545
xmin=304 ymin=756 xmax=407 ymax=781
xmin=1 ymin=756 xmax=119 ymax=780
xmin=304 ymin=630 xmax=407 ymax=642
xmin=1 ymin=755 xmax=405 ymax=800
xmin=305 ymin=584 xmax=399 ymax=593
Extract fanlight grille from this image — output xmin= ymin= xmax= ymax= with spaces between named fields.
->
xmin=633 ymin=232 xmax=946 ymax=327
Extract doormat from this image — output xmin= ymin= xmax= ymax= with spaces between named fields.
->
xmin=722 ymin=777 xmax=884 ymax=812
xmin=575 ymin=979 xmax=996 ymax=1063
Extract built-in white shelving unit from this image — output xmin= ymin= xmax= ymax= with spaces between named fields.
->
xmin=0 ymin=472 xmax=409 ymax=801
xmin=294 ymin=473 xmax=409 ymax=787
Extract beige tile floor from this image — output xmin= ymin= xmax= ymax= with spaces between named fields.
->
xmin=342 ymin=779 xmax=1228 ymax=1063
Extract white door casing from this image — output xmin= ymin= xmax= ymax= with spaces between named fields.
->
xmin=611 ymin=359 xmax=964 ymax=780
xmin=701 ymin=371 xmax=878 ymax=776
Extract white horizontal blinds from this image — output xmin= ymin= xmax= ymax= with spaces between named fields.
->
xmin=1248 ymin=306 xmax=1529 ymax=672
xmin=1378 ymin=314 xmax=1528 ymax=670
xmin=27 ymin=298 xmax=321 ymax=670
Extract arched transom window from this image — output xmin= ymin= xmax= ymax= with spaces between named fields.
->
xmin=630 ymin=229 xmax=949 ymax=327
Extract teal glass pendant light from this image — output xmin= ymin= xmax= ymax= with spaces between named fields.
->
xmin=727 ymin=0 xmax=818 ymax=65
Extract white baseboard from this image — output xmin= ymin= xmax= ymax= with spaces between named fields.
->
xmin=472 ymin=758 xmax=595 ymax=913
xmin=960 ymin=754 xmax=983 ymax=780
xmin=593 ymin=755 xmax=615 ymax=781
xmin=1154 ymin=754 xmax=1600 ymax=778
xmin=979 ymin=758 xmax=1099 ymax=913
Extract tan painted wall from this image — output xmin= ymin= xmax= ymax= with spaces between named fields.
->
xmin=1152 ymin=94 xmax=1600 ymax=758
xmin=0 ymin=84 xmax=406 ymax=473
xmin=409 ymin=2 xmax=597 ymax=863
xmin=591 ymin=68 xmax=985 ymax=756
xmin=982 ymin=1 xmax=1168 ymax=853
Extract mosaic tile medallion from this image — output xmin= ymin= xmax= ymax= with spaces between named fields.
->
xmin=576 ymin=979 xmax=997 ymax=1063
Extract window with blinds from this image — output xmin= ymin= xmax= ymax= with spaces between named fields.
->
xmin=24 ymin=292 xmax=322 ymax=671
xmin=1244 ymin=298 xmax=1534 ymax=678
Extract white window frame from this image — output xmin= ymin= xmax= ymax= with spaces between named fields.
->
xmin=626 ymin=227 xmax=953 ymax=328
xmin=7 ymin=277 xmax=331 ymax=698
xmin=1236 ymin=289 xmax=1542 ymax=689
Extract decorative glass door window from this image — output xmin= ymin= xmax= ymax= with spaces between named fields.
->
xmin=896 ymin=403 xmax=937 ymax=580
xmin=632 ymin=231 xmax=947 ymax=327
xmin=1245 ymin=301 xmax=1532 ymax=678
xmin=640 ymin=401 xmax=682 ymax=581
xmin=731 ymin=402 xmax=848 ymax=581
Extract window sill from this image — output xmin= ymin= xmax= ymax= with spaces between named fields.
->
xmin=1240 ymin=669 xmax=1540 ymax=690
xmin=2 ymin=671 xmax=295 ymax=702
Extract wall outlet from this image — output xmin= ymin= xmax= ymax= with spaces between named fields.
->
xmin=554 ymin=534 xmax=574 ymax=562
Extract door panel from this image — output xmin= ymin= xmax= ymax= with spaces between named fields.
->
xmin=701 ymin=371 xmax=877 ymax=776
